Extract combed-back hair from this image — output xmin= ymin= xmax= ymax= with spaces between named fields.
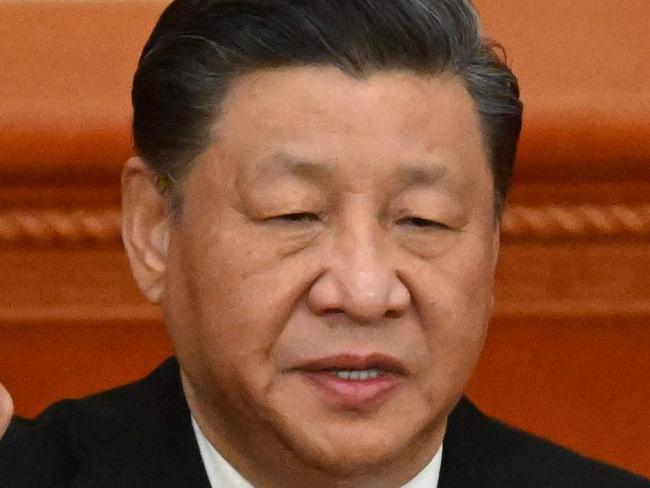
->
xmin=132 ymin=0 xmax=522 ymax=214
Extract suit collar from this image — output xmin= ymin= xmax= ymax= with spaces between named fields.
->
xmin=92 ymin=356 xmax=212 ymax=488
xmin=438 ymin=397 xmax=500 ymax=487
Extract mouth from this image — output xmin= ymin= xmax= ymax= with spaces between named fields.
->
xmin=327 ymin=367 xmax=385 ymax=380
xmin=292 ymin=353 xmax=407 ymax=410
xmin=295 ymin=352 xmax=408 ymax=376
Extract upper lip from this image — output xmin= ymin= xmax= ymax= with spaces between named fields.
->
xmin=294 ymin=353 xmax=408 ymax=375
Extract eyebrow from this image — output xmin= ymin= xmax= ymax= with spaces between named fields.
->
xmin=394 ymin=163 xmax=448 ymax=189
xmin=253 ymin=151 xmax=447 ymax=188
xmin=254 ymin=151 xmax=335 ymax=183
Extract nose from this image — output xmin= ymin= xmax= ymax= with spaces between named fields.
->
xmin=307 ymin=214 xmax=411 ymax=323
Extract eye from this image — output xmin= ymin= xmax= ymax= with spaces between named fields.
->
xmin=397 ymin=216 xmax=448 ymax=230
xmin=271 ymin=212 xmax=320 ymax=224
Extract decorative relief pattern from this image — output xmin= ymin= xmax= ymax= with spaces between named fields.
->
xmin=502 ymin=203 xmax=650 ymax=240
xmin=0 ymin=204 xmax=649 ymax=246
xmin=0 ymin=209 xmax=122 ymax=246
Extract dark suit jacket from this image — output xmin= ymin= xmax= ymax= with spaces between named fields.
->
xmin=1 ymin=357 xmax=648 ymax=487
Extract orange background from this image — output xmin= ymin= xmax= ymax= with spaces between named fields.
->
xmin=0 ymin=0 xmax=648 ymax=477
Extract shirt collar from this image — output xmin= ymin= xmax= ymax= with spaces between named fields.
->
xmin=192 ymin=416 xmax=442 ymax=487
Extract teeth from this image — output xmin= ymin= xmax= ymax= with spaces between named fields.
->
xmin=330 ymin=368 xmax=382 ymax=380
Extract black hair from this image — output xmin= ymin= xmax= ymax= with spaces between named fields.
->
xmin=132 ymin=0 xmax=522 ymax=215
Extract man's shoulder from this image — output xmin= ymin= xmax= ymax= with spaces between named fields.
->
xmin=0 ymin=357 xmax=209 ymax=488
xmin=3 ymin=356 xmax=181 ymax=447
xmin=442 ymin=397 xmax=650 ymax=487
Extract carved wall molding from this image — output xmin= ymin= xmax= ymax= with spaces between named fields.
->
xmin=0 ymin=209 xmax=122 ymax=246
xmin=502 ymin=203 xmax=650 ymax=240
xmin=0 ymin=203 xmax=649 ymax=246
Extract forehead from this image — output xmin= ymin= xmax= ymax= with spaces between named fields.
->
xmin=201 ymin=66 xmax=489 ymax=188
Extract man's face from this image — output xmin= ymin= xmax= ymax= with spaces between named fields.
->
xmin=149 ymin=67 xmax=498 ymax=473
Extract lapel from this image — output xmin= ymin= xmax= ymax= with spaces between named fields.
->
xmin=72 ymin=357 xmax=212 ymax=488
xmin=437 ymin=397 xmax=497 ymax=488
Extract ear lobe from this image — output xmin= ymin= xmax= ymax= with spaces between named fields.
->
xmin=121 ymin=157 xmax=170 ymax=303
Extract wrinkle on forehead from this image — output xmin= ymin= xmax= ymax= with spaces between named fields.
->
xmin=214 ymin=66 xmax=475 ymax=140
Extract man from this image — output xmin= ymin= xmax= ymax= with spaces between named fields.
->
xmin=0 ymin=0 xmax=648 ymax=486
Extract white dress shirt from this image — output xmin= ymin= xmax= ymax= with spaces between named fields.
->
xmin=192 ymin=417 xmax=442 ymax=488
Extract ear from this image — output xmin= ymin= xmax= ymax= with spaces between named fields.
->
xmin=121 ymin=157 xmax=170 ymax=303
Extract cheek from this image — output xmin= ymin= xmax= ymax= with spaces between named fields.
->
xmin=416 ymin=236 xmax=496 ymax=367
xmin=166 ymin=226 xmax=318 ymax=369
xmin=441 ymin=224 xmax=496 ymax=310
xmin=163 ymin=246 xmax=279 ymax=412
xmin=413 ymin=263 xmax=492 ymax=411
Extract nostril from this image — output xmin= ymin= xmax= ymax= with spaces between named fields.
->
xmin=384 ymin=309 xmax=402 ymax=319
xmin=319 ymin=307 xmax=345 ymax=316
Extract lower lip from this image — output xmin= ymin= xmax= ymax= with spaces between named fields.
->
xmin=301 ymin=371 xmax=402 ymax=410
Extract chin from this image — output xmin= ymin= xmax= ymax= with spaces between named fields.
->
xmin=275 ymin=414 xmax=423 ymax=476
xmin=258 ymin=375 xmax=444 ymax=476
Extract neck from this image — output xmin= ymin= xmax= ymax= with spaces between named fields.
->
xmin=182 ymin=371 xmax=445 ymax=488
